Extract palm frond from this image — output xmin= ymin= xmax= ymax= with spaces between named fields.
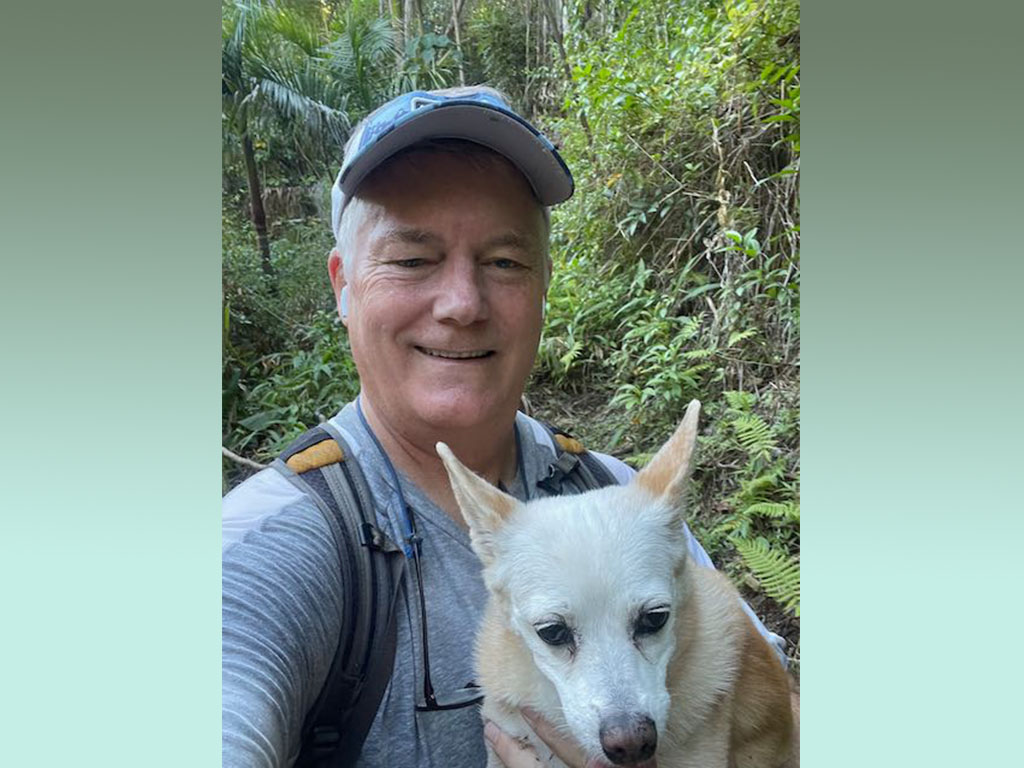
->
xmin=257 ymin=68 xmax=350 ymax=143
xmin=358 ymin=16 xmax=397 ymax=63
xmin=267 ymin=5 xmax=320 ymax=57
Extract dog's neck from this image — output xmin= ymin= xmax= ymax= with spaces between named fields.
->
xmin=359 ymin=396 xmax=519 ymax=527
xmin=665 ymin=562 xmax=746 ymax=738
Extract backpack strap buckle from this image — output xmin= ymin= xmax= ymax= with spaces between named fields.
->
xmin=538 ymin=451 xmax=581 ymax=494
xmin=359 ymin=521 xmax=402 ymax=554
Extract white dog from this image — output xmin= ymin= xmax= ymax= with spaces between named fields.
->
xmin=437 ymin=400 xmax=795 ymax=768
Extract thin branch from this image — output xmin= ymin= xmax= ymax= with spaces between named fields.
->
xmin=222 ymin=446 xmax=268 ymax=471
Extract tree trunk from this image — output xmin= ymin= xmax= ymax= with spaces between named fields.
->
xmin=242 ymin=132 xmax=273 ymax=277
xmin=415 ymin=0 xmax=426 ymax=39
xmin=541 ymin=0 xmax=594 ymax=148
xmin=444 ymin=0 xmax=468 ymax=38
xmin=392 ymin=0 xmax=404 ymax=69
xmin=541 ymin=9 xmax=547 ymax=61
xmin=403 ymin=0 xmax=415 ymax=47
xmin=525 ymin=0 xmax=531 ymax=113
xmin=452 ymin=0 xmax=466 ymax=86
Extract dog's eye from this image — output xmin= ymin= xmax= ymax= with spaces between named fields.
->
xmin=536 ymin=623 xmax=573 ymax=647
xmin=635 ymin=610 xmax=669 ymax=636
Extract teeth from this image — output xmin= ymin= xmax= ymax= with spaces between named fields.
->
xmin=419 ymin=347 xmax=491 ymax=360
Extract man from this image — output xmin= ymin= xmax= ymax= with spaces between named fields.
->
xmin=222 ymin=86 xmax=787 ymax=768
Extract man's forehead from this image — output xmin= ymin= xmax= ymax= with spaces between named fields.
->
xmin=360 ymin=143 xmax=533 ymax=195
xmin=350 ymin=153 xmax=546 ymax=240
xmin=336 ymin=142 xmax=552 ymax=274
xmin=364 ymin=221 xmax=545 ymax=258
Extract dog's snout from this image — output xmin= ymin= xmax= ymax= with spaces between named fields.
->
xmin=598 ymin=713 xmax=657 ymax=765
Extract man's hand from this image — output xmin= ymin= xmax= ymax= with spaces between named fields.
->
xmin=484 ymin=708 xmax=597 ymax=768
xmin=484 ymin=696 xmax=799 ymax=767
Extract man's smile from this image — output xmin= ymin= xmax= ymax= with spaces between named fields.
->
xmin=415 ymin=345 xmax=495 ymax=360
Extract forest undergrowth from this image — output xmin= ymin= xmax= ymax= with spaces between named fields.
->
xmin=223 ymin=0 xmax=800 ymax=667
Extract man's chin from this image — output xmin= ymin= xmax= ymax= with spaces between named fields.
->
xmin=412 ymin=396 xmax=510 ymax=431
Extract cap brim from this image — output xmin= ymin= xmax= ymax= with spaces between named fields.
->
xmin=338 ymin=103 xmax=574 ymax=206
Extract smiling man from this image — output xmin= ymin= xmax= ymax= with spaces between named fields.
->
xmin=222 ymin=87 xmax=788 ymax=768
xmin=327 ymin=142 xmax=550 ymax=516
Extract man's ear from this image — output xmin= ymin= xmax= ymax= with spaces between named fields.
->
xmin=327 ymin=249 xmax=348 ymax=327
xmin=634 ymin=399 xmax=701 ymax=508
xmin=436 ymin=442 xmax=519 ymax=566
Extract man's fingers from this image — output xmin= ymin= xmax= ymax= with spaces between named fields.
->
xmin=520 ymin=708 xmax=590 ymax=768
xmin=484 ymin=720 xmax=545 ymax=767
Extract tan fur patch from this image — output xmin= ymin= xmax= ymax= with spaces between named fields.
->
xmin=285 ymin=440 xmax=344 ymax=473
xmin=488 ymin=490 xmax=516 ymax=521
xmin=729 ymin=616 xmax=796 ymax=767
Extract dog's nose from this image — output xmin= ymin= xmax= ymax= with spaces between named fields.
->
xmin=598 ymin=713 xmax=657 ymax=765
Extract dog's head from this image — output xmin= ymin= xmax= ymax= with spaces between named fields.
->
xmin=437 ymin=400 xmax=702 ymax=767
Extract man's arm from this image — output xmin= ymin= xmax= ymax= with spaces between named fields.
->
xmin=222 ymin=470 xmax=344 ymax=768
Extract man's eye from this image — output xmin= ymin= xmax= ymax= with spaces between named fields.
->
xmin=394 ymin=258 xmax=427 ymax=268
xmin=635 ymin=610 xmax=669 ymax=637
xmin=536 ymin=622 xmax=573 ymax=647
xmin=492 ymin=258 xmax=524 ymax=270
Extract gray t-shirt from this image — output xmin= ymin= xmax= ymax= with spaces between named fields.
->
xmin=222 ymin=402 xmax=782 ymax=768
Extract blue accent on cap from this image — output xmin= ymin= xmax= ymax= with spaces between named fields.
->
xmin=331 ymin=87 xmax=573 ymax=238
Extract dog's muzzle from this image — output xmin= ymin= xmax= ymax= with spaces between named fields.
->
xmin=598 ymin=713 xmax=657 ymax=765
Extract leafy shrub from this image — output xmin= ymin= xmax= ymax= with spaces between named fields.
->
xmin=698 ymin=390 xmax=800 ymax=617
xmin=223 ymin=213 xmax=359 ymax=482
xmin=221 ymin=0 xmax=801 ymax=635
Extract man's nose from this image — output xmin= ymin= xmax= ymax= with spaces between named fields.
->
xmin=432 ymin=260 xmax=488 ymax=325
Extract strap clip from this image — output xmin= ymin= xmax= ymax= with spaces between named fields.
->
xmin=359 ymin=522 xmax=402 ymax=554
xmin=538 ymin=451 xmax=581 ymax=494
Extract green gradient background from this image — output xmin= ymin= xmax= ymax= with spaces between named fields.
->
xmin=0 ymin=2 xmax=222 ymax=764
xmin=803 ymin=2 xmax=1024 ymax=764
xmin=2 ymin=1 xmax=1022 ymax=765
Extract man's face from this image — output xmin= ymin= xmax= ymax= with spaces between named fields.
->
xmin=332 ymin=151 xmax=549 ymax=435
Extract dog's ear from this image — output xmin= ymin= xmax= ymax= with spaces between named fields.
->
xmin=436 ymin=442 xmax=519 ymax=565
xmin=634 ymin=399 xmax=701 ymax=505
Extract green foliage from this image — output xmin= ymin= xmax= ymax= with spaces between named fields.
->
xmin=226 ymin=309 xmax=360 ymax=460
xmin=733 ymin=537 xmax=800 ymax=616
xmin=697 ymin=390 xmax=800 ymax=617
xmin=221 ymin=0 xmax=801 ymax=631
xmin=466 ymin=1 xmax=535 ymax=112
xmin=321 ymin=9 xmax=397 ymax=118
xmin=222 ymin=0 xmax=352 ymax=178
xmin=223 ymin=213 xmax=359 ymax=478
xmin=396 ymin=32 xmax=461 ymax=91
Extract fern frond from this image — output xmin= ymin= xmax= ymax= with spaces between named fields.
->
xmin=683 ymin=348 xmax=713 ymax=360
xmin=727 ymin=328 xmax=757 ymax=347
xmin=723 ymin=390 xmax=756 ymax=412
xmin=745 ymin=501 xmax=799 ymax=522
xmin=739 ymin=467 xmax=784 ymax=498
xmin=733 ymin=414 xmax=776 ymax=460
xmin=559 ymin=339 xmax=584 ymax=371
xmin=733 ymin=538 xmax=800 ymax=616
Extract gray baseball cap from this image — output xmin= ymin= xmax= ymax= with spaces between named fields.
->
xmin=330 ymin=86 xmax=574 ymax=239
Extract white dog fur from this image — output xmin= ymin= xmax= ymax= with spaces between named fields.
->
xmin=437 ymin=400 xmax=795 ymax=768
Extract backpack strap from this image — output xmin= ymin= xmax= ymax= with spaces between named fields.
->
xmin=538 ymin=422 xmax=618 ymax=494
xmin=271 ymin=425 xmax=405 ymax=768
